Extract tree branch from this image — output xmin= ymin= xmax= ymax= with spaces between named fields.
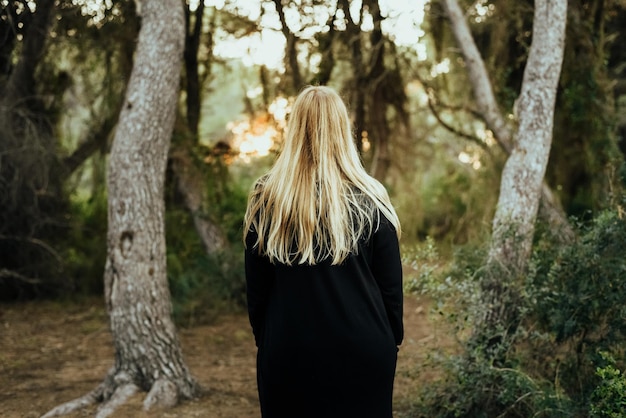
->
xmin=62 ymin=116 xmax=116 ymax=179
xmin=426 ymin=91 xmax=492 ymax=154
xmin=0 ymin=269 xmax=41 ymax=284
xmin=441 ymin=0 xmax=514 ymax=154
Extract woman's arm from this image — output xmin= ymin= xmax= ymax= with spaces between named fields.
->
xmin=371 ymin=215 xmax=404 ymax=346
xmin=245 ymin=228 xmax=275 ymax=347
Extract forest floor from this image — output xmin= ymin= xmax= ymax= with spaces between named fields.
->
xmin=0 ymin=293 xmax=455 ymax=418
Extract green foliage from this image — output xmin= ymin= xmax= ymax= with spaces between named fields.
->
xmin=60 ymin=190 xmax=108 ymax=295
xmin=410 ymin=207 xmax=626 ymax=417
xmin=589 ymin=352 xmax=626 ymax=418
xmin=533 ymin=211 xmax=626 ymax=345
xmin=528 ymin=210 xmax=626 ymax=403
xmin=164 ymin=161 xmax=256 ymax=325
xmin=394 ymin=147 xmax=498 ymax=251
xmin=406 ymin=242 xmax=574 ymax=417
xmin=165 ymin=205 xmax=246 ymax=326
xmin=402 ymin=237 xmax=442 ymax=296
xmin=413 ymin=351 xmax=573 ymax=418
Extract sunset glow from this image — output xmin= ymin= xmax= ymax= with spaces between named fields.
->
xmin=229 ymin=96 xmax=291 ymax=163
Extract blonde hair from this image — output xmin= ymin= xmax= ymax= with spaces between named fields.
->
xmin=243 ymin=85 xmax=400 ymax=265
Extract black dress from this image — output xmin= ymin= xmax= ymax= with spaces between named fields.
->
xmin=245 ymin=214 xmax=403 ymax=418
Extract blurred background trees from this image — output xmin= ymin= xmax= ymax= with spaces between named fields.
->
xmin=1 ymin=0 xmax=625 ymax=416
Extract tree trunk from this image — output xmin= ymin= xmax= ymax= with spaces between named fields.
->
xmin=184 ymin=0 xmax=205 ymax=137
xmin=366 ymin=0 xmax=391 ymax=181
xmin=472 ymin=0 xmax=567 ymax=353
xmin=442 ymin=0 xmax=575 ymax=244
xmin=2 ymin=0 xmax=55 ymax=105
xmin=339 ymin=0 xmax=366 ymax=153
xmin=179 ymin=3 xmax=226 ymax=255
xmin=488 ymin=0 xmax=567 ymax=273
xmin=42 ymin=0 xmax=198 ymax=416
xmin=273 ymin=0 xmax=303 ymax=94
xmin=170 ymin=146 xmax=228 ymax=254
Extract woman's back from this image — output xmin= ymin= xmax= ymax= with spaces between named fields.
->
xmin=245 ymin=213 xmax=402 ymax=418
xmin=243 ymin=86 xmax=403 ymax=418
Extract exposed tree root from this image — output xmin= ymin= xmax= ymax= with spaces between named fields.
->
xmin=143 ymin=378 xmax=179 ymax=410
xmin=95 ymin=380 xmax=139 ymax=418
xmin=41 ymin=370 xmax=193 ymax=418
xmin=40 ymin=379 xmax=105 ymax=418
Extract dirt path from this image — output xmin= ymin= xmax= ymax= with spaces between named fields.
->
xmin=0 ymin=294 xmax=450 ymax=417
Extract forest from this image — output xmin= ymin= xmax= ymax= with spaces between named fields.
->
xmin=1 ymin=0 xmax=625 ymax=417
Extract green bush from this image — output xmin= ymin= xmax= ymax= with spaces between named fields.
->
xmin=529 ymin=210 xmax=626 ymax=402
xmin=165 ymin=205 xmax=246 ymax=327
xmin=58 ymin=190 xmax=109 ymax=296
xmin=408 ymin=208 xmax=626 ymax=417
xmin=589 ymin=352 xmax=626 ymax=418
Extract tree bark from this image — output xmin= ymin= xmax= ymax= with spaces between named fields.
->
xmin=104 ymin=0 xmax=198 ymax=406
xmin=441 ymin=0 xmax=575 ymax=244
xmin=440 ymin=0 xmax=568 ymax=353
xmin=487 ymin=0 xmax=567 ymax=273
xmin=42 ymin=0 xmax=198 ymax=415
xmin=339 ymin=0 xmax=366 ymax=153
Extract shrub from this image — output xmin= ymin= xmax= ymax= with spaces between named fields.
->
xmin=408 ymin=208 xmax=626 ymax=417
xmin=589 ymin=352 xmax=626 ymax=418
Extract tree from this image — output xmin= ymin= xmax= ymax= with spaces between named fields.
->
xmin=332 ymin=0 xmax=408 ymax=180
xmin=440 ymin=0 xmax=574 ymax=246
xmin=272 ymin=0 xmax=303 ymax=93
xmin=441 ymin=0 xmax=567 ymax=343
xmin=171 ymin=2 xmax=227 ymax=255
xmin=42 ymin=0 xmax=199 ymax=416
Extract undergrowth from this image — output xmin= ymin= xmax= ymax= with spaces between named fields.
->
xmin=404 ymin=207 xmax=626 ymax=417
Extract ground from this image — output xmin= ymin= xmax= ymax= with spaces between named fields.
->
xmin=0 ymin=294 xmax=452 ymax=418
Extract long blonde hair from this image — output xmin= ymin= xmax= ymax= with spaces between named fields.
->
xmin=243 ymin=85 xmax=400 ymax=265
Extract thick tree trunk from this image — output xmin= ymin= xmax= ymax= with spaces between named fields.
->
xmin=42 ymin=0 xmax=198 ymax=416
xmin=104 ymin=0 xmax=198 ymax=407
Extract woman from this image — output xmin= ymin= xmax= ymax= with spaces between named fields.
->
xmin=243 ymin=85 xmax=403 ymax=418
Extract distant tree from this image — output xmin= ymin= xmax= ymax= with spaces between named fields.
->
xmin=441 ymin=0 xmax=567 ymax=344
xmin=0 ymin=0 xmax=138 ymax=297
xmin=171 ymin=2 xmax=227 ymax=255
xmin=272 ymin=0 xmax=303 ymax=93
xmin=0 ymin=0 xmax=60 ymax=295
xmin=42 ymin=0 xmax=199 ymax=416
xmin=332 ymin=0 xmax=409 ymax=180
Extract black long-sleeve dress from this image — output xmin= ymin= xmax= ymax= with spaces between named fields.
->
xmin=245 ymin=214 xmax=403 ymax=418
